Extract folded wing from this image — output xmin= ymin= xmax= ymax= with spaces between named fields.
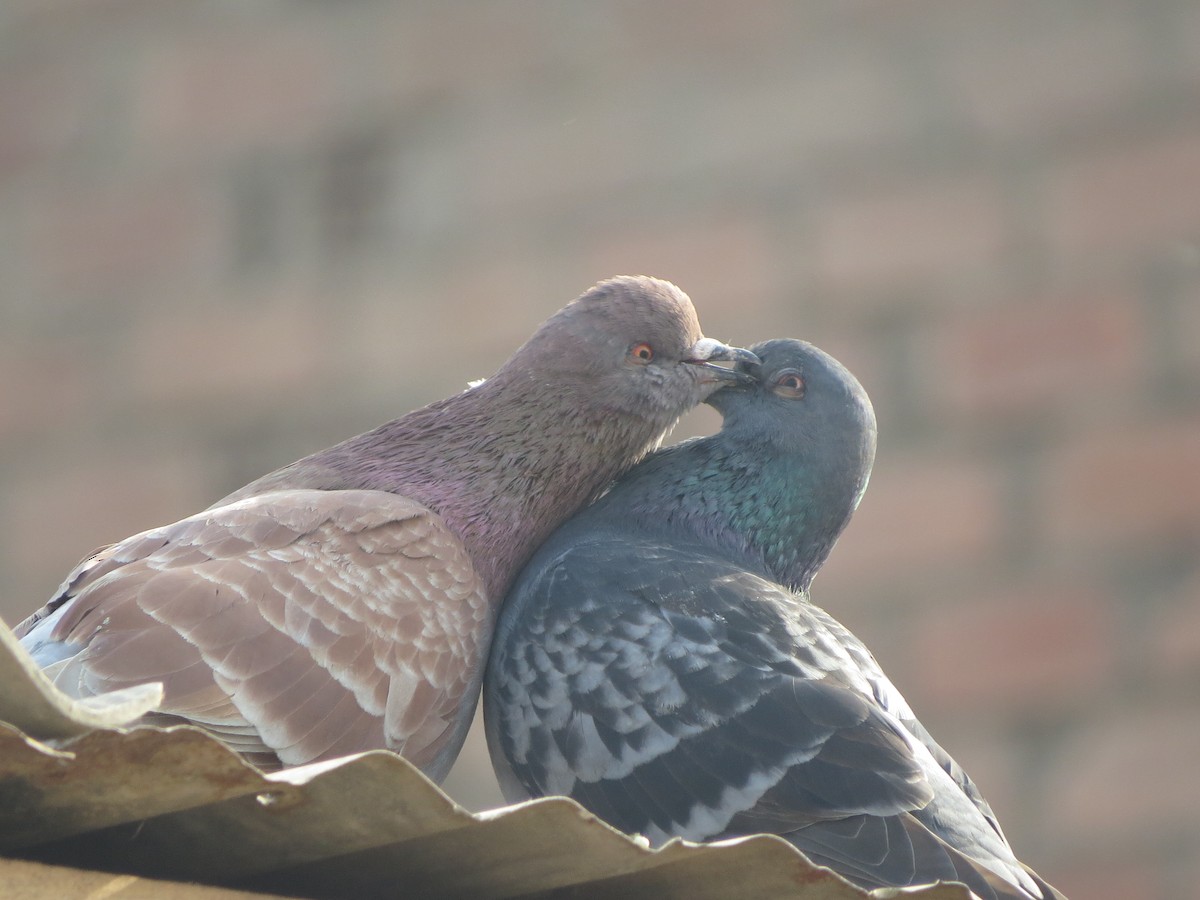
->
xmin=487 ymin=537 xmax=1043 ymax=899
xmin=19 ymin=489 xmax=488 ymax=777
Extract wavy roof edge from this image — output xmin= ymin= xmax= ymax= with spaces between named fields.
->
xmin=0 ymin=618 xmax=972 ymax=900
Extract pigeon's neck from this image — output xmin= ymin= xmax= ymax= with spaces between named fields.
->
xmin=616 ymin=434 xmax=870 ymax=591
xmin=243 ymin=373 xmax=668 ymax=602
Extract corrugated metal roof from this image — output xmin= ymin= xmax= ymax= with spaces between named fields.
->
xmin=0 ymin=857 xmax=291 ymax=900
xmin=0 ymin=620 xmax=972 ymax=899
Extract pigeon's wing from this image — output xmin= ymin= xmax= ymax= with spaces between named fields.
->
xmin=489 ymin=538 xmax=930 ymax=837
xmin=487 ymin=537 xmax=1042 ymax=899
xmin=809 ymin=617 xmax=1066 ymax=898
xmin=18 ymin=489 xmax=488 ymax=776
xmin=806 ymin=603 xmax=1011 ymax=846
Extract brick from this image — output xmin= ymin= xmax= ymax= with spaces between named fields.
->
xmin=1170 ymin=853 xmax=1200 ymax=900
xmin=615 ymin=0 xmax=796 ymax=63
xmin=930 ymin=291 xmax=1146 ymax=420
xmin=346 ymin=269 xmax=536 ymax=410
xmin=903 ymin=583 xmax=1116 ymax=717
xmin=360 ymin=254 xmax=652 ymax=374
xmin=133 ymin=24 xmax=337 ymax=158
xmin=124 ymin=292 xmax=333 ymax=411
xmin=1172 ymin=2 xmax=1200 ymax=86
xmin=1150 ymin=570 xmax=1200 ymax=679
xmin=1048 ymin=704 xmax=1200 ymax=842
xmin=3 ymin=449 xmax=212 ymax=612
xmin=424 ymin=251 xmax=564 ymax=359
xmin=613 ymin=26 xmax=914 ymax=152
xmin=1049 ymin=856 xmax=1165 ymax=900
xmin=1044 ymin=130 xmax=1200 ymax=263
xmin=586 ymin=216 xmax=782 ymax=337
xmin=1 ymin=0 xmax=145 ymax=22
xmin=941 ymin=6 xmax=1144 ymax=141
xmin=458 ymin=107 xmax=634 ymax=220
xmin=29 ymin=181 xmax=222 ymax=300
xmin=0 ymin=57 xmax=94 ymax=179
xmin=814 ymin=177 xmax=1007 ymax=296
xmin=1171 ymin=272 xmax=1200 ymax=380
xmin=0 ymin=340 xmax=96 ymax=440
xmin=820 ymin=454 xmax=1006 ymax=589
xmin=370 ymin=5 xmax=554 ymax=99
xmin=462 ymin=54 xmax=910 ymax=218
xmin=1044 ymin=416 xmax=1200 ymax=550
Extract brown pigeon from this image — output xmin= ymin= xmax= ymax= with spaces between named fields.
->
xmin=15 ymin=275 xmax=755 ymax=781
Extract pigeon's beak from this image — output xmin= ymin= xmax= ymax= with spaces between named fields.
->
xmin=683 ymin=339 xmax=759 ymax=385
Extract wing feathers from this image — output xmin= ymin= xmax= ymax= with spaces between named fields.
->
xmin=22 ymin=489 xmax=487 ymax=778
xmin=488 ymin=540 xmax=1044 ymax=898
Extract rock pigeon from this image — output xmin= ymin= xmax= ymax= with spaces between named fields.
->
xmin=484 ymin=339 xmax=1064 ymax=899
xmin=15 ymin=275 xmax=756 ymax=782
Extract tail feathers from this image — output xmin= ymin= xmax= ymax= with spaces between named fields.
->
xmin=783 ymin=813 xmax=1048 ymax=900
xmin=18 ymin=604 xmax=85 ymax=671
xmin=1021 ymin=863 xmax=1070 ymax=900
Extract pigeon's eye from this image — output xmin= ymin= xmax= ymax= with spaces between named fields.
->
xmin=772 ymin=371 xmax=805 ymax=399
xmin=628 ymin=342 xmax=655 ymax=365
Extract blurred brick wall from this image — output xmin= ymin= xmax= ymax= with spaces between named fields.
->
xmin=2 ymin=3 xmax=1198 ymax=897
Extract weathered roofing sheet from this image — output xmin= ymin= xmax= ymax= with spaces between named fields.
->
xmin=0 ymin=620 xmax=972 ymax=899
xmin=0 ymin=857 xmax=285 ymax=900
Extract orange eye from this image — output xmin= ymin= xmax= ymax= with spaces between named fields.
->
xmin=628 ymin=342 xmax=654 ymax=364
xmin=773 ymin=371 xmax=805 ymax=398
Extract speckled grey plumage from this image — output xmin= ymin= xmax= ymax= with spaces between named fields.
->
xmin=485 ymin=339 xmax=1065 ymax=900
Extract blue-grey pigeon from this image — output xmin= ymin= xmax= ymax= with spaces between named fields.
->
xmin=15 ymin=276 xmax=755 ymax=782
xmin=485 ymin=339 xmax=1064 ymax=899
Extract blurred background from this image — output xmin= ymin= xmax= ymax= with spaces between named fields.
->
xmin=2 ymin=2 xmax=1198 ymax=897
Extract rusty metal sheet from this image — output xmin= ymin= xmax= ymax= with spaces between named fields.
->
xmin=19 ymin=751 xmax=476 ymax=883
xmin=0 ymin=618 xmax=974 ymax=900
xmin=0 ymin=723 xmax=269 ymax=850
xmin=233 ymin=797 xmax=972 ymax=900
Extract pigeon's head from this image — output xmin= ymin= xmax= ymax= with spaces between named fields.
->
xmin=514 ymin=275 xmax=757 ymax=427
xmin=709 ymin=338 xmax=877 ymax=497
